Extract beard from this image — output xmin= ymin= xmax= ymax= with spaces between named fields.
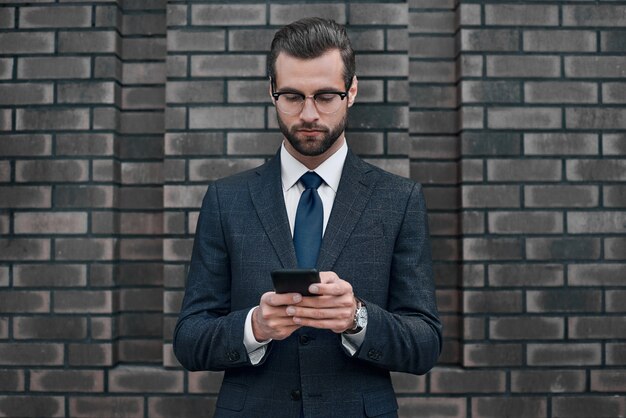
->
xmin=277 ymin=111 xmax=348 ymax=157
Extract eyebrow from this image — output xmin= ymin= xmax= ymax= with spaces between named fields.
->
xmin=275 ymin=86 xmax=345 ymax=94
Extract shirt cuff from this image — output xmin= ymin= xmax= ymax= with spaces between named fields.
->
xmin=341 ymin=323 xmax=367 ymax=356
xmin=244 ymin=306 xmax=272 ymax=365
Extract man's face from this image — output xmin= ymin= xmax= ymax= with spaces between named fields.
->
xmin=271 ymin=49 xmax=357 ymax=158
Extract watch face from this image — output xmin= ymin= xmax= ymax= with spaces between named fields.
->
xmin=356 ymin=307 xmax=367 ymax=328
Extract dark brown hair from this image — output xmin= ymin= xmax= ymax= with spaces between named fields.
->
xmin=268 ymin=17 xmax=355 ymax=89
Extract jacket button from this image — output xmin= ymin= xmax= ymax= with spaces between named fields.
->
xmin=226 ymin=350 xmax=240 ymax=362
xmin=299 ymin=335 xmax=310 ymax=345
xmin=290 ymin=389 xmax=301 ymax=401
xmin=367 ymin=349 xmax=381 ymax=361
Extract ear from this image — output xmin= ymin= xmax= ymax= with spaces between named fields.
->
xmin=347 ymin=76 xmax=358 ymax=107
xmin=269 ymin=76 xmax=275 ymax=104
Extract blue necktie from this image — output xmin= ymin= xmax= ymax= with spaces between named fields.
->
xmin=293 ymin=172 xmax=324 ymax=269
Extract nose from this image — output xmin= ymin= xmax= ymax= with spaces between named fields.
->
xmin=299 ymin=97 xmax=320 ymax=122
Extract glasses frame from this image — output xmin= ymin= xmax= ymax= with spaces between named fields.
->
xmin=270 ymin=77 xmax=353 ymax=115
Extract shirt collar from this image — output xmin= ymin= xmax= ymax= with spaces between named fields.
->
xmin=280 ymin=139 xmax=348 ymax=193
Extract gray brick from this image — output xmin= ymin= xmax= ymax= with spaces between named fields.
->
xmin=0 ymin=238 xmax=50 ymax=262
xmin=464 ymin=290 xmax=523 ymax=313
xmin=554 ymin=396 xmax=626 ymax=418
xmin=412 ymin=162 xmax=458 ymax=185
xmin=461 ymin=132 xmax=520 ymax=156
xmin=122 ymin=37 xmax=165 ymax=61
xmin=605 ymin=185 xmax=626 ymax=207
xmin=16 ymin=160 xmax=88 ymax=182
xmin=459 ymin=55 xmax=483 ymax=77
xmin=565 ymin=57 xmax=626 ymax=78
xmin=568 ymin=211 xmax=626 ymax=234
xmin=463 ymin=238 xmax=523 ymax=261
xmin=192 ymin=4 xmax=266 ymax=26
xmin=189 ymin=106 xmax=264 ymax=130
xmin=409 ymin=136 xmax=458 ymax=159
xmin=189 ymin=158 xmax=264 ymax=182
xmin=461 ymin=29 xmax=519 ymax=52
xmin=411 ymin=85 xmax=456 ymax=108
xmin=0 ymin=369 xmax=23 ymax=391
xmin=567 ymin=159 xmax=626 ymax=181
xmin=166 ymin=55 xmax=186 ymax=78
xmin=602 ymin=31 xmax=626 ymax=52
xmin=0 ymin=7 xmax=14 ymax=28
xmin=352 ymin=105 xmax=408 ymax=129
xmin=122 ymin=87 xmax=164 ymax=109
xmin=526 ymin=238 xmax=600 ymax=261
xmin=604 ymin=134 xmax=626 ymax=156
xmin=0 ymin=290 xmax=50 ymax=312
xmin=168 ymin=29 xmax=225 ymax=52
xmin=487 ymin=159 xmax=562 ymax=182
xmin=0 ymin=396 xmax=64 ymax=417
xmin=14 ymin=316 xmax=87 ymax=339
xmin=488 ymin=107 xmax=561 ymax=130
xmin=524 ymin=30 xmax=596 ymax=53
xmin=489 ymin=211 xmax=563 ymax=234
xmin=191 ymin=55 xmax=265 ymax=77
xmin=410 ymin=0 xmax=455 ymax=8
xmin=164 ymin=185 xmax=208 ymax=208
xmin=31 ymin=370 xmax=103 ymax=393
xmin=603 ymin=82 xmax=626 ymax=104
xmin=167 ymin=4 xmax=187 ymax=26
xmin=227 ymin=132 xmax=282 ymax=156
xmin=0 ymin=109 xmax=11 ymax=130
xmin=473 ymin=397 xmax=547 ymax=418
xmin=525 ymin=82 xmax=597 ymax=104
xmin=167 ymin=81 xmax=223 ymax=104
xmin=58 ymin=82 xmax=116 ymax=104
xmin=462 ymin=81 xmax=520 ymax=103
xmin=20 ymin=5 xmax=90 ymax=27
xmin=489 ymin=264 xmax=563 ymax=287
xmin=607 ymin=289 xmax=626 ymax=310
xmin=14 ymin=264 xmax=86 ymax=287
xmin=528 ymin=344 xmax=601 ymax=367
xmin=270 ymin=4 xmax=345 ymax=25
xmin=16 ymin=108 xmax=89 ymax=131
xmin=0 ymin=83 xmax=53 ymax=105
xmin=410 ymin=111 xmax=456 ymax=134
xmin=350 ymin=4 xmax=407 ymax=25
xmin=0 ymin=58 xmax=12 ymax=79
xmin=409 ymin=11 xmax=455 ymax=34
xmin=463 ymin=185 xmax=520 ymax=208
xmin=431 ymin=369 xmax=507 ymax=393
xmin=53 ymin=290 xmax=114 ymax=313
xmin=58 ymin=30 xmax=118 ymax=53
xmin=342 ymin=29 xmax=381 ymax=52
xmin=569 ymin=264 xmax=624 ymax=286
xmin=57 ymin=134 xmax=114 ymax=156
xmin=0 ymin=32 xmax=54 ymax=54
xmin=410 ymin=36 xmax=455 ymax=58
xmin=95 ymin=56 xmax=122 ymax=80
xmin=606 ymin=238 xmax=626 ymax=260
xmin=0 ymin=134 xmax=51 ymax=156
xmin=528 ymin=289 xmax=602 ymax=313
xmin=356 ymin=54 xmax=408 ymax=77
xmin=563 ymin=5 xmax=626 ymax=27
xmin=490 ymin=317 xmax=564 ymax=340
xmin=487 ymin=56 xmax=560 ymax=78
xmin=459 ymin=4 xmax=481 ymax=26
xmin=0 ymin=343 xmax=63 ymax=366
xmin=70 ymin=397 xmax=144 ymax=418
xmin=0 ymin=186 xmax=51 ymax=208
xmin=119 ymin=112 xmax=163 ymax=134
xmin=95 ymin=4 xmax=119 ymax=27
xmin=571 ymin=317 xmax=626 ymax=339
xmin=486 ymin=5 xmax=558 ymax=26
xmin=524 ymin=133 xmax=599 ymax=155
xmin=149 ymin=397 xmax=217 ymax=418
xmin=123 ymin=62 xmax=165 ymax=84
xmin=525 ymin=185 xmax=599 ymax=208
xmin=387 ymin=29 xmax=408 ymax=52
xmin=121 ymin=13 xmax=165 ymax=36
xmin=165 ymin=132 xmax=223 ymax=156
xmin=15 ymin=212 xmax=87 ymax=234
xmin=165 ymin=107 xmax=185 ymax=131
xmin=18 ymin=57 xmax=90 ymax=79
xmin=410 ymin=61 xmax=456 ymax=83
xmin=511 ymin=370 xmax=586 ymax=393
xmin=460 ymin=106 xmax=484 ymax=130
xmin=228 ymin=29 xmax=275 ymax=52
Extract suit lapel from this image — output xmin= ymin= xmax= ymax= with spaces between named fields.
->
xmin=317 ymin=151 xmax=379 ymax=271
xmin=248 ymin=153 xmax=299 ymax=269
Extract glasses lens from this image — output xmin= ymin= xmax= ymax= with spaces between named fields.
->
xmin=315 ymin=94 xmax=343 ymax=114
xmin=276 ymin=94 xmax=303 ymax=115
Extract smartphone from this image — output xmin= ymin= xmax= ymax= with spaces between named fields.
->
xmin=271 ymin=269 xmax=321 ymax=297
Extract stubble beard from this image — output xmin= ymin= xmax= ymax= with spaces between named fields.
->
xmin=277 ymin=111 xmax=348 ymax=157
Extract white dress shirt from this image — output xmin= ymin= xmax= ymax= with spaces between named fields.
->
xmin=243 ymin=139 xmax=366 ymax=364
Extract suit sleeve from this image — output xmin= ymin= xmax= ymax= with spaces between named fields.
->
xmin=173 ymin=183 xmax=265 ymax=371
xmin=351 ymin=182 xmax=442 ymax=375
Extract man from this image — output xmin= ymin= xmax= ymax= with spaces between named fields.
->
xmin=174 ymin=17 xmax=442 ymax=417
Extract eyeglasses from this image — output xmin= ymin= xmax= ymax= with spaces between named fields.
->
xmin=271 ymin=80 xmax=351 ymax=115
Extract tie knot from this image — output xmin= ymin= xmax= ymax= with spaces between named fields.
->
xmin=299 ymin=172 xmax=323 ymax=190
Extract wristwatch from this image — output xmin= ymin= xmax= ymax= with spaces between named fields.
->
xmin=346 ymin=298 xmax=367 ymax=334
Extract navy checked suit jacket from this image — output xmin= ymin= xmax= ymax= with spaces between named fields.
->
xmin=173 ymin=149 xmax=442 ymax=418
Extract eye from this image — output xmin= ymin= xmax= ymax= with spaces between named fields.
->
xmin=281 ymin=93 xmax=303 ymax=103
xmin=315 ymin=93 xmax=337 ymax=103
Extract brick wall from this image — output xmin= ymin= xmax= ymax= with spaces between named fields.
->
xmin=1 ymin=0 xmax=625 ymax=417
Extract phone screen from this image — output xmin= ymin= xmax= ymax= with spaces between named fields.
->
xmin=271 ymin=269 xmax=321 ymax=297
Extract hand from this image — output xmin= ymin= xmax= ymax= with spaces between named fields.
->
xmin=252 ymin=292 xmax=303 ymax=341
xmin=287 ymin=271 xmax=357 ymax=333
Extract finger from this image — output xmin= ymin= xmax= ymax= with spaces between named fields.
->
xmin=292 ymin=317 xmax=351 ymax=332
xmin=262 ymin=292 xmax=302 ymax=307
xmin=309 ymin=280 xmax=351 ymax=297
xmin=319 ymin=271 xmax=339 ymax=284
xmin=287 ymin=306 xmax=347 ymax=320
